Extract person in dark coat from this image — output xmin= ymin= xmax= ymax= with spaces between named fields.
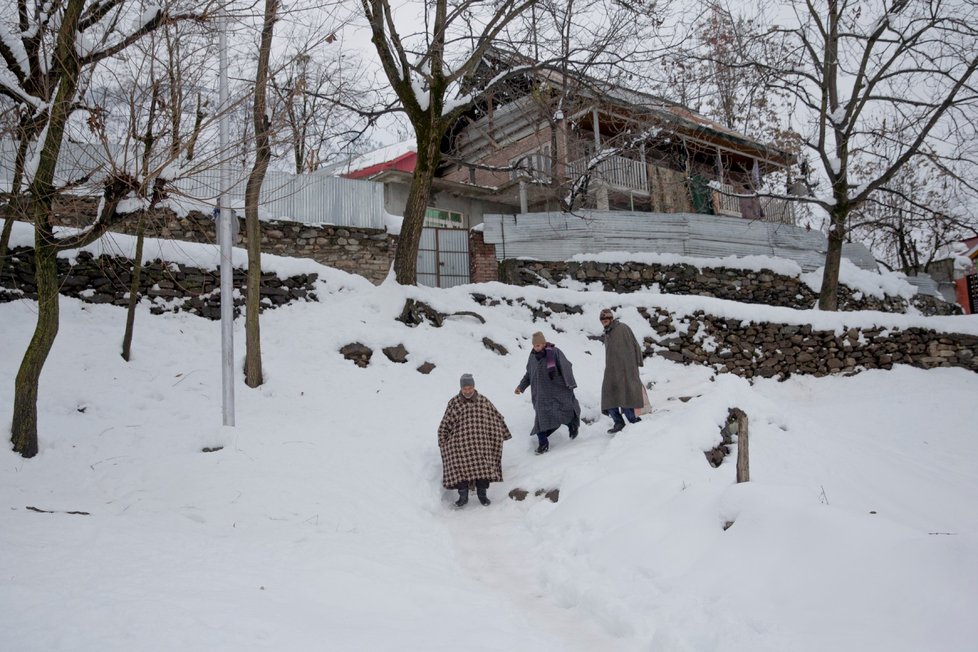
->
xmin=438 ymin=373 xmax=512 ymax=507
xmin=515 ymin=332 xmax=581 ymax=455
xmin=599 ymin=308 xmax=644 ymax=434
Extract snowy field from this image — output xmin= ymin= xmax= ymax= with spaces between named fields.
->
xmin=2 ymin=234 xmax=978 ymax=652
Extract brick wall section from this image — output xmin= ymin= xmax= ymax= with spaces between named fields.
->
xmin=443 ymin=127 xmax=555 ymax=187
xmin=42 ymin=197 xmax=396 ymax=284
xmin=469 ymin=230 xmax=499 ymax=283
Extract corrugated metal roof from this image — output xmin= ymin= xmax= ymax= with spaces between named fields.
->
xmin=482 ymin=210 xmax=878 ymax=273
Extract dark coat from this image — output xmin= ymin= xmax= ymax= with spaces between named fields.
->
xmin=517 ymin=345 xmax=580 ymax=434
xmin=437 ymin=391 xmax=512 ymax=489
xmin=601 ymin=319 xmax=644 ymax=411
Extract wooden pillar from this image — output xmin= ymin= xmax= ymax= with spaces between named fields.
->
xmin=592 ymin=108 xmax=609 ymax=210
xmin=731 ymin=407 xmax=750 ymax=483
xmin=639 ymin=142 xmax=648 ymax=193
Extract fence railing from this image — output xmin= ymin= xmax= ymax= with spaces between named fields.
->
xmin=567 ymin=154 xmax=649 ymax=192
xmin=759 ymin=197 xmax=796 ymax=225
xmin=712 ymin=182 xmax=742 ymax=217
xmin=712 ymin=183 xmax=797 ymax=225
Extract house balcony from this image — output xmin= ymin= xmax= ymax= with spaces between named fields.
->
xmin=567 ymin=154 xmax=649 ymax=194
xmin=565 ymin=156 xmax=795 ymax=225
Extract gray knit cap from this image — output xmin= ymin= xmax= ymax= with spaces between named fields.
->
xmin=459 ymin=373 xmax=475 ymax=388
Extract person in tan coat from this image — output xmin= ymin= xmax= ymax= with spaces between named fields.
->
xmin=437 ymin=373 xmax=512 ymax=507
xmin=599 ymin=308 xmax=644 ymax=433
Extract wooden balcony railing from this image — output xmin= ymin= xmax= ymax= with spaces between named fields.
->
xmin=567 ymin=154 xmax=649 ymax=193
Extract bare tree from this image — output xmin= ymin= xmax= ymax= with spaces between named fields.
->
xmin=755 ymin=0 xmax=978 ymax=310
xmin=359 ymin=0 xmax=666 ymax=283
xmin=242 ymin=0 xmax=279 ymax=388
xmin=121 ymin=78 xmax=164 ymax=363
xmin=272 ymin=48 xmax=374 ymax=173
xmin=359 ymin=0 xmax=538 ymax=284
xmin=0 ymin=0 xmax=222 ymax=458
xmin=849 ymin=151 xmax=978 ymax=275
xmin=666 ymin=1 xmax=795 ymax=152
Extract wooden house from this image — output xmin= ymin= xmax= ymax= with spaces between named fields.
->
xmin=439 ymin=50 xmax=797 ymax=224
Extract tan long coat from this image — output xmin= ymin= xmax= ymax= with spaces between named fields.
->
xmin=437 ymin=391 xmax=512 ymax=489
xmin=601 ymin=319 xmax=644 ymax=411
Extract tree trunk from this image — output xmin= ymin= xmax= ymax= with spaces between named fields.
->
xmin=121 ymin=216 xmax=146 ymax=361
xmin=817 ymin=209 xmax=846 ymax=311
xmin=393 ymin=142 xmax=437 ymax=285
xmin=243 ymin=0 xmax=278 ymax=388
xmin=11 ymin=233 xmax=59 ymax=458
xmin=0 ymin=216 xmax=13 ymax=278
xmin=9 ymin=0 xmax=83 ymax=457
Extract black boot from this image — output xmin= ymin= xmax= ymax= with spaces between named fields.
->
xmin=475 ymin=479 xmax=491 ymax=506
xmin=455 ymin=482 xmax=469 ymax=507
xmin=535 ymin=432 xmax=550 ymax=455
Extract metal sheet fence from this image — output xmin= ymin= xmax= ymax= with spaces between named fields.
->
xmin=0 ymin=140 xmax=384 ymax=229
xmin=170 ymin=169 xmax=385 ymax=229
xmin=482 ymin=210 xmax=879 ymax=273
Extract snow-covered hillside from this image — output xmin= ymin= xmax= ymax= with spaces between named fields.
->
xmin=2 ymin=240 xmax=977 ymax=652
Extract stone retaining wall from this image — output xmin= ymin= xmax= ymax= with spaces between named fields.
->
xmin=637 ymin=307 xmax=978 ymax=377
xmin=0 ymin=246 xmax=317 ymax=319
xmin=500 ymin=259 xmax=959 ymax=316
xmin=38 ymin=197 xmax=395 ymax=283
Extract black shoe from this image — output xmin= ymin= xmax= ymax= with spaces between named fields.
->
xmin=628 ymin=416 xmax=642 ymax=424
xmin=455 ymin=488 xmax=469 ymax=507
xmin=535 ymin=442 xmax=549 ymax=455
xmin=607 ymin=422 xmax=625 ymax=434
xmin=568 ymin=424 xmax=579 ymax=440
xmin=477 ymin=493 xmax=491 ymax=506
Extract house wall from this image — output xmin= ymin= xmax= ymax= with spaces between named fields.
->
xmin=469 ymin=230 xmax=498 ymax=284
xmin=443 ymin=127 xmax=556 ymax=189
xmin=648 ymin=165 xmax=693 ymax=213
xmin=383 ymin=181 xmax=514 ymax=228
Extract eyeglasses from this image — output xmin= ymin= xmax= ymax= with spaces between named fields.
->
xmin=600 ymin=317 xmax=612 ymax=322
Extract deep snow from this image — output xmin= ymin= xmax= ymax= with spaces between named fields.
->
xmin=2 ymin=232 xmax=977 ymax=652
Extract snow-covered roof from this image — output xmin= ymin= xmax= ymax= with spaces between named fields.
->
xmin=324 ymin=140 xmax=417 ymax=177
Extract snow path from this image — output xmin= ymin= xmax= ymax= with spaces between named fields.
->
xmin=444 ymin=500 xmax=636 ymax=651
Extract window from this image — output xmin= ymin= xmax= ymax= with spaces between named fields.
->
xmin=424 ymin=207 xmax=464 ymax=228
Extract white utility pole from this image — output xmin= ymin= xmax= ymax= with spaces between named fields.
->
xmin=218 ymin=13 xmax=235 ymax=426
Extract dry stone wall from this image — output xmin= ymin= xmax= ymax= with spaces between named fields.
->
xmin=500 ymin=259 xmax=959 ymax=316
xmin=0 ymin=247 xmax=317 ymax=319
xmin=639 ymin=307 xmax=978 ymax=378
xmin=36 ymin=197 xmax=395 ymax=283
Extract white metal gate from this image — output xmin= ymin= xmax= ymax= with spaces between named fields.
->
xmin=417 ymin=228 xmax=470 ymax=288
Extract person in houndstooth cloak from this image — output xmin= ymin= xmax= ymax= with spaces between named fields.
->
xmin=437 ymin=373 xmax=512 ymax=507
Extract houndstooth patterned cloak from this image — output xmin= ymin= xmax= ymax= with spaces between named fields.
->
xmin=437 ymin=391 xmax=512 ymax=489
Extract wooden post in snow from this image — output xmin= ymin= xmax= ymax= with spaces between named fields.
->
xmin=731 ymin=408 xmax=750 ymax=483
